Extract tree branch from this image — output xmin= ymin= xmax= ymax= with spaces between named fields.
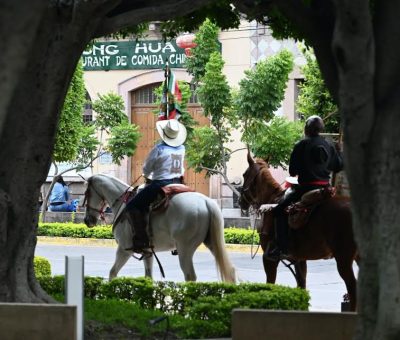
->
xmin=94 ymin=0 xmax=213 ymax=38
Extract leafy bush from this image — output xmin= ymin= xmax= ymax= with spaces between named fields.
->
xmin=37 ymin=276 xmax=309 ymax=338
xmin=34 ymin=256 xmax=51 ymax=277
xmin=38 ymin=222 xmax=258 ymax=244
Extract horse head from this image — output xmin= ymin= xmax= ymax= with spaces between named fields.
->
xmin=239 ymin=152 xmax=283 ymax=210
xmin=239 ymin=152 xmax=261 ymax=211
xmin=83 ymin=177 xmax=107 ymax=227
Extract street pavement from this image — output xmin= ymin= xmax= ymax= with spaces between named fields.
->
xmin=35 ymin=239 xmax=358 ymax=312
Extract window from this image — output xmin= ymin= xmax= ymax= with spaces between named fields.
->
xmin=83 ymin=91 xmax=93 ymax=123
xmin=132 ymin=83 xmax=161 ymax=104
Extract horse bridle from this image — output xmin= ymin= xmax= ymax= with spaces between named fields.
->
xmin=84 ymin=181 xmax=135 ymax=223
xmin=83 ymin=184 xmax=107 ymax=221
xmin=240 ymin=164 xmax=262 ymax=209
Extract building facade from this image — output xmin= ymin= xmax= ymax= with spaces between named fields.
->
xmin=50 ymin=21 xmax=306 ymax=208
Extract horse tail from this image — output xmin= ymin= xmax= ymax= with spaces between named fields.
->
xmin=205 ymin=198 xmax=236 ymax=283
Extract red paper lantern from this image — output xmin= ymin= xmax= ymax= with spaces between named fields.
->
xmin=184 ymin=48 xmax=192 ymax=57
xmin=176 ymin=34 xmax=197 ymax=51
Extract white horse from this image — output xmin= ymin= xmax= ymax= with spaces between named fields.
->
xmin=83 ymin=174 xmax=236 ymax=283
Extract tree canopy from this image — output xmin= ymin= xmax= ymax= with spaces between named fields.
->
xmin=2 ymin=2 xmax=400 ymax=338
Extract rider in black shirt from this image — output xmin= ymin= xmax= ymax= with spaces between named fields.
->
xmin=267 ymin=115 xmax=343 ymax=259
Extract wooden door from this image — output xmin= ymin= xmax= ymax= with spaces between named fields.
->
xmin=131 ymin=84 xmax=209 ymax=195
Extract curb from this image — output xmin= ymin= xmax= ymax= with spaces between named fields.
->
xmin=37 ymin=236 xmax=257 ymax=253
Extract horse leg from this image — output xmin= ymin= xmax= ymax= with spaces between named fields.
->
xmin=109 ymin=246 xmax=131 ymax=280
xmin=177 ymin=247 xmax=197 ymax=282
xmin=143 ymin=255 xmax=154 ymax=278
xmin=294 ymin=261 xmax=307 ymax=289
xmin=335 ymin=255 xmax=357 ymax=311
xmin=262 ymin=253 xmax=278 ymax=284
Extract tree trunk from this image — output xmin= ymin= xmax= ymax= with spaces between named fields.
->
xmin=0 ymin=2 xmax=96 ymax=302
xmin=331 ymin=1 xmax=400 ymax=339
xmin=0 ymin=0 xmax=215 ymax=303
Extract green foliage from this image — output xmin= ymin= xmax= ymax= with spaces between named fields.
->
xmin=38 ymin=223 xmax=258 ymax=244
xmin=185 ymin=18 xmax=220 ymax=84
xmin=224 ymin=227 xmax=259 ymax=244
xmin=296 ymin=48 xmax=339 ymax=132
xmin=186 ymin=126 xmax=228 ymax=176
xmin=34 ymin=256 xmax=51 ymax=277
xmin=160 ymin=1 xmax=240 ymax=39
xmin=107 ymin=123 xmax=141 ymax=165
xmin=197 ymin=52 xmax=231 ymax=121
xmin=92 ymin=92 xmax=127 ymax=132
xmin=186 ymin=49 xmax=238 ymax=176
xmin=236 ymin=49 xmax=294 ymax=122
xmin=38 ymin=223 xmax=114 ymax=239
xmin=73 ymin=124 xmax=98 ymax=166
xmin=53 ymin=62 xmax=86 ymax=162
xmin=38 ymin=276 xmax=309 ymax=339
xmin=84 ymin=298 xmax=165 ymax=338
xmin=244 ymin=116 xmax=303 ymax=169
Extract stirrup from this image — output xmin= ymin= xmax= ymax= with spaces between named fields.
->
xmin=265 ymin=247 xmax=288 ymax=262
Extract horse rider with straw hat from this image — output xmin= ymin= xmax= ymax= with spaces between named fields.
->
xmin=125 ymin=119 xmax=187 ymax=254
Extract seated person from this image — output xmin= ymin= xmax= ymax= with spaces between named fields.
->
xmin=48 ymin=175 xmax=76 ymax=212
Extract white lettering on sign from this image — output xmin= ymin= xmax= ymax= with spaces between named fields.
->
xmin=116 ymin=56 xmax=127 ymax=66
xmin=170 ymin=54 xmax=186 ymax=65
xmin=131 ymin=54 xmax=164 ymax=66
xmin=82 ymin=44 xmax=119 ymax=56
xmin=82 ymin=56 xmax=111 ymax=67
xmin=162 ymin=42 xmax=176 ymax=53
xmin=82 ymin=40 xmax=204 ymax=70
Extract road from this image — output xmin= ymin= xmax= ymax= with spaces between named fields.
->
xmin=35 ymin=240 xmax=358 ymax=312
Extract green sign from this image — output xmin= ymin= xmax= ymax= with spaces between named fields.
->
xmin=82 ymin=40 xmax=187 ymax=71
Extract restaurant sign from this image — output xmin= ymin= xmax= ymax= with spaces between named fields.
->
xmin=82 ymin=40 xmax=187 ymax=71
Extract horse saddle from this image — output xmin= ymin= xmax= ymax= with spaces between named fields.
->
xmin=150 ymin=184 xmax=195 ymax=212
xmin=286 ymin=186 xmax=336 ymax=230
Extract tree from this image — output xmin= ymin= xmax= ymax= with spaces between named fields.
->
xmin=248 ymin=116 xmax=303 ymax=169
xmin=186 ymin=51 xmax=240 ymax=195
xmin=237 ymin=49 xmax=297 ymax=167
xmin=1 ymin=1 xmax=400 ymax=337
xmin=229 ymin=1 xmax=399 ymax=338
xmin=296 ymin=48 xmax=339 ymax=133
xmin=42 ymin=91 xmax=141 ymax=219
xmin=185 ymin=18 xmax=220 ymax=84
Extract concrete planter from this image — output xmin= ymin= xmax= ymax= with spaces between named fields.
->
xmin=232 ymin=309 xmax=357 ymax=340
xmin=0 ymin=303 xmax=76 ymax=340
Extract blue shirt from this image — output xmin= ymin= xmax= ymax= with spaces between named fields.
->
xmin=49 ymin=182 xmax=70 ymax=203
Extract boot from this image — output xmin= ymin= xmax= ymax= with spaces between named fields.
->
xmin=126 ymin=208 xmax=150 ymax=254
xmin=266 ymin=215 xmax=289 ymax=260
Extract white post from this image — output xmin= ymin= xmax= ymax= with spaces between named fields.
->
xmin=65 ymin=256 xmax=84 ymax=340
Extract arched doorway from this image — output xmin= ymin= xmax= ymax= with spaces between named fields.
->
xmin=130 ymin=83 xmax=210 ymax=195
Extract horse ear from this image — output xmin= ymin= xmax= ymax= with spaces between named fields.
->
xmin=247 ymin=149 xmax=255 ymax=166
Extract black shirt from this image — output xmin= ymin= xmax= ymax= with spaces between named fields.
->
xmin=289 ymin=135 xmax=343 ymax=185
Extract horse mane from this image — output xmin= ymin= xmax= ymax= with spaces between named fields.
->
xmin=255 ymin=159 xmax=283 ymax=194
xmin=90 ymin=173 xmax=130 ymax=191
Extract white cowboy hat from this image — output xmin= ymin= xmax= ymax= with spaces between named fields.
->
xmin=156 ymin=119 xmax=187 ymax=147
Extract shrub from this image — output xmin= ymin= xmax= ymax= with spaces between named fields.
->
xmin=34 ymin=256 xmax=51 ymax=277
xmin=38 ymin=222 xmax=257 ymax=244
xmin=37 ymin=275 xmax=309 ymax=338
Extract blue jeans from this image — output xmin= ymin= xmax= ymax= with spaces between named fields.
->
xmin=126 ymin=178 xmax=181 ymax=213
xmin=48 ymin=202 xmax=76 ymax=212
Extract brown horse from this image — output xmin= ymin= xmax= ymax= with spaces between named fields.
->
xmin=239 ymin=153 xmax=358 ymax=311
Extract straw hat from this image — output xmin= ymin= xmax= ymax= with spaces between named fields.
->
xmin=156 ymin=119 xmax=187 ymax=147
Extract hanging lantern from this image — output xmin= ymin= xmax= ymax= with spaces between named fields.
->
xmin=176 ymin=33 xmax=196 ymax=56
